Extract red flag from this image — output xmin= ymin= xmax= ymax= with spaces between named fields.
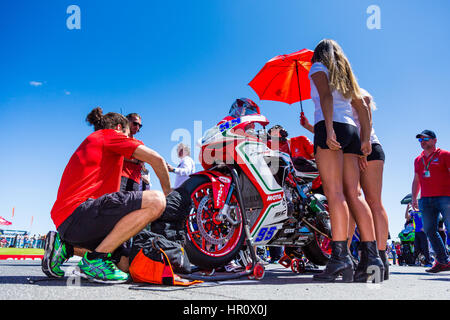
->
xmin=0 ymin=216 xmax=12 ymax=226
xmin=12 ymin=207 xmax=15 ymax=219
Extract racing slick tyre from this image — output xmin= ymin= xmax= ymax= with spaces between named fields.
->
xmin=302 ymin=229 xmax=332 ymax=266
xmin=180 ymin=175 xmax=246 ymax=270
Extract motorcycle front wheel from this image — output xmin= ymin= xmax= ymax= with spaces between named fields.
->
xmin=181 ymin=175 xmax=246 ymax=270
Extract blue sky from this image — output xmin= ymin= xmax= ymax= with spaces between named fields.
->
xmin=0 ymin=0 xmax=449 ymax=241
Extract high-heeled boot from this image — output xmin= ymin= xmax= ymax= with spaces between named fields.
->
xmin=313 ymin=241 xmax=354 ymax=282
xmin=354 ymin=241 xmax=385 ymax=283
xmin=379 ymin=250 xmax=389 ymax=280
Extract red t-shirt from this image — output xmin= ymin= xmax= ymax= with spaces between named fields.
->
xmin=51 ymin=129 xmax=143 ymax=228
xmin=290 ymin=136 xmax=321 ymax=190
xmin=414 ymin=148 xmax=450 ymax=197
xmin=290 ymin=136 xmax=314 ymax=160
xmin=122 ymin=138 xmax=144 ymax=183
xmin=267 ymin=139 xmax=291 ymax=155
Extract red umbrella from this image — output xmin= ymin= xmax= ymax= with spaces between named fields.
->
xmin=248 ymin=49 xmax=313 ymax=113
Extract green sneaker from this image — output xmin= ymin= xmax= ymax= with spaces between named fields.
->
xmin=41 ymin=231 xmax=72 ymax=278
xmin=76 ymin=252 xmax=130 ymax=284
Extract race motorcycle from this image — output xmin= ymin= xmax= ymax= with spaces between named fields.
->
xmin=180 ymin=112 xmax=331 ymax=278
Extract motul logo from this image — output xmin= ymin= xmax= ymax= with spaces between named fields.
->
xmin=267 ymin=194 xmax=283 ymax=202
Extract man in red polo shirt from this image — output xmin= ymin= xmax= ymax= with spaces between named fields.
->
xmin=42 ymin=109 xmax=171 ymax=284
xmin=121 ymin=113 xmax=145 ymax=191
xmin=289 ymin=132 xmax=323 ymax=195
xmin=411 ymin=129 xmax=450 ymax=273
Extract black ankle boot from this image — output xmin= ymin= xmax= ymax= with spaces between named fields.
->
xmin=379 ymin=250 xmax=389 ymax=280
xmin=313 ymin=241 xmax=354 ymax=283
xmin=354 ymin=241 xmax=385 ymax=283
xmin=349 ymin=252 xmax=359 ymax=271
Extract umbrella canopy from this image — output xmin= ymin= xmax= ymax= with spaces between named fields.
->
xmin=249 ymin=49 xmax=314 ymax=111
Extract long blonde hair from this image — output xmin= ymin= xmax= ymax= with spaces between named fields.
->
xmin=312 ymin=39 xmax=361 ymax=100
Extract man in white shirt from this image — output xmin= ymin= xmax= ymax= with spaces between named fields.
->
xmin=167 ymin=143 xmax=195 ymax=188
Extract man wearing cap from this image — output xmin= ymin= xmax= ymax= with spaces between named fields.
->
xmin=411 ymin=130 xmax=450 ymax=273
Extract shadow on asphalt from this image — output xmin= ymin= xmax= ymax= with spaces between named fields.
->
xmin=420 ymin=277 xmax=450 ymax=282
xmin=390 ymin=271 xmax=450 ymax=282
xmin=128 ymin=272 xmax=327 ymax=292
xmin=0 ymin=275 xmax=123 ymax=287
xmin=1 ymin=267 xmax=327 ymax=289
xmin=390 ymin=271 xmax=441 ymax=276
xmin=172 ymin=268 xmax=328 ymax=287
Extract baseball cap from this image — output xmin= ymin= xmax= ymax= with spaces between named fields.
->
xmin=416 ymin=130 xmax=436 ymax=139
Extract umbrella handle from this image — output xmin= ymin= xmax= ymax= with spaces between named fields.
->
xmin=295 ymin=61 xmax=304 ymax=114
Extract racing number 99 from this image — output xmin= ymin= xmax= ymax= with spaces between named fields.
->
xmin=255 ymin=226 xmax=277 ymax=242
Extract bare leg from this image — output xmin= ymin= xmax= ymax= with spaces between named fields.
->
xmin=74 ymin=247 xmax=90 ymax=257
xmin=342 ymin=154 xmax=376 ymax=242
xmin=360 ymin=160 xmax=389 ymax=250
xmin=95 ymin=190 xmax=166 ymax=254
xmin=316 ymin=147 xmax=349 ymax=241
xmin=117 ymin=256 xmax=129 ymax=273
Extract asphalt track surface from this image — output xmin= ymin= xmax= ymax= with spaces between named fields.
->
xmin=1 ymin=258 xmax=449 ymax=301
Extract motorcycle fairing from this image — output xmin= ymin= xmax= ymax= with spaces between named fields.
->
xmin=191 ymin=170 xmax=232 ymax=210
xmin=234 ymin=140 xmax=289 ymax=243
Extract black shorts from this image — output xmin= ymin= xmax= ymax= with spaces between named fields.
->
xmin=367 ymin=143 xmax=385 ymax=162
xmin=57 ymin=191 xmax=143 ymax=251
xmin=314 ymin=121 xmax=362 ymax=155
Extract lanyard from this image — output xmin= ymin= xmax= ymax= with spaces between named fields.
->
xmin=421 ymin=150 xmax=438 ymax=171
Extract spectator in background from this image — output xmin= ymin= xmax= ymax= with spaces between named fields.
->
xmin=411 ymin=129 xmax=450 ymax=273
xmin=405 ymin=203 xmax=432 ymax=267
xmin=0 ymin=237 xmax=7 ymax=248
xmin=121 ymin=113 xmax=144 ymax=192
xmin=167 ymin=143 xmax=195 ymax=188
xmin=390 ymin=241 xmax=397 ymax=266
xmin=395 ymin=242 xmax=402 ymax=265
xmin=37 ymin=235 xmax=43 ymax=249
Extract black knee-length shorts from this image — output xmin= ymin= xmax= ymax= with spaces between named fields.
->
xmin=57 ymin=191 xmax=143 ymax=251
xmin=314 ymin=120 xmax=362 ymax=155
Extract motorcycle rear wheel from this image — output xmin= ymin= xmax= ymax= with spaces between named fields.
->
xmin=301 ymin=229 xmax=332 ymax=266
xmin=181 ymin=175 xmax=247 ymax=270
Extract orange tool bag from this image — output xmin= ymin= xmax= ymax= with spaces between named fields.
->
xmin=128 ymin=230 xmax=202 ymax=286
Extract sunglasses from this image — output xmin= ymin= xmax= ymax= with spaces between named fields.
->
xmin=133 ymin=121 xmax=143 ymax=129
xmin=418 ymin=138 xmax=430 ymax=142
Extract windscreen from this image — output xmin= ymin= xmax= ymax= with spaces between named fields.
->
xmin=228 ymin=102 xmax=259 ymax=118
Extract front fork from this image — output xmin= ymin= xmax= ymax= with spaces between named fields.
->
xmin=227 ymin=166 xmax=259 ymax=271
xmin=215 ymin=184 xmax=241 ymax=226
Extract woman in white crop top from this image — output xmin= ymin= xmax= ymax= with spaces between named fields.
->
xmin=307 ymin=39 xmax=384 ymax=283
xmin=301 ymin=87 xmax=390 ymax=280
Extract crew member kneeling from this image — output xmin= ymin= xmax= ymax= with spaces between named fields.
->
xmin=42 ymin=108 xmax=171 ymax=284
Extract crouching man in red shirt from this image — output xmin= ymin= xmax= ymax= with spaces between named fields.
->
xmin=42 ymin=108 xmax=171 ymax=284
